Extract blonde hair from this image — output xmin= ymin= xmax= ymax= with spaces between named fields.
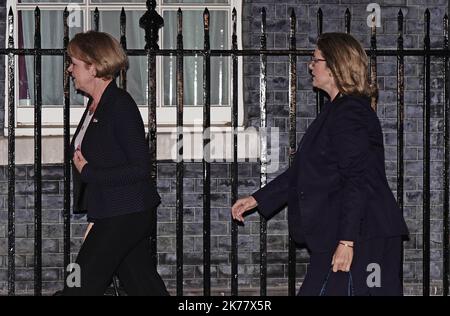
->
xmin=317 ymin=33 xmax=376 ymax=98
xmin=68 ymin=31 xmax=128 ymax=80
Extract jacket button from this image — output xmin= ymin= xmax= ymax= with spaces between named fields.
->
xmin=299 ymin=191 xmax=305 ymax=200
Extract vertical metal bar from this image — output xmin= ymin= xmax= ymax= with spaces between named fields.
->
xmin=259 ymin=7 xmax=268 ymax=296
xmin=443 ymin=13 xmax=450 ymax=297
xmin=147 ymin=37 xmax=158 ymax=264
xmin=316 ymin=8 xmax=324 ymax=114
xmin=230 ymin=7 xmax=239 ymax=297
xmin=119 ymin=7 xmax=127 ymax=90
xmin=94 ymin=8 xmax=99 ymax=32
xmin=345 ymin=8 xmax=351 ymax=34
xmin=288 ymin=8 xmax=297 ymax=297
xmin=423 ymin=8 xmax=431 ymax=296
xmin=62 ymin=7 xmax=71 ymax=287
xmin=34 ymin=6 xmax=42 ymax=296
xmin=176 ymin=8 xmax=184 ymax=296
xmin=7 ymin=7 xmax=15 ymax=296
xmin=140 ymin=0 xmax=163 ymax=266
xmin=203 ymin=8 xmax=211 ymax=296
xmin=370 ymin=12 xmax=378 ymax=111
xmin=396 ymin=9 xmax=405 ymax=288
xmin=316 ymin=8 xmax=322 ymax=43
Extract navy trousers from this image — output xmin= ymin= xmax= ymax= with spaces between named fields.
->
xmin=62 ymin=208 xmax=169 ymax=296
xmin=298 ymin=236 xmax=403 ymax=296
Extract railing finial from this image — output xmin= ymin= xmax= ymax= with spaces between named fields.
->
xmin=139 ymin=0 xmax=164 ymax=50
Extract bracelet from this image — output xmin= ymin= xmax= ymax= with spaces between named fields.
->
xmin=339 ymin=242 xmax=353 ymax=248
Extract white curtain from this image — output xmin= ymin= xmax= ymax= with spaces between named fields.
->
xmin=163 ymin=10 xmax=228 ymax=106
xmin=19 ymin=10 xmax=84 ymax=106
xmin=19 ymin=7 xmax=229 ymax=107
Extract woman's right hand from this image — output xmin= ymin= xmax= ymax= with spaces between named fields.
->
xmin=231 ymin=196 xmax=258 ymax=222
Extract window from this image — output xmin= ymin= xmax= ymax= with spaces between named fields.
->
xmin=5 ymin=0 xmax=243 ymax=136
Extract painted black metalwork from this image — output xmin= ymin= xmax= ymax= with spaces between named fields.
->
xmin=62 ymin=7 xmax=71 ymax=287
xmin=230 ymin=7 xmax=239 ymax=297
xmin=140 ymin=0 xmax=163 ymax=51
xmin=288 ymin=8 xmax=297 ymax=297
xmin=397 ymin=9 xmax=405 ymax=288
xmin=345 ymin=8 xmax=351 ymax=34
xmin=259 ymin=7 xmax=268 ymax=296
xmin=120 ymin=8 xmax=127 ymax=90
xmin=140 ymin=0 xmax=164 ymax=264
xmin=423 ymin=9 xmax=431 ymax=296
xmin=34 ymin=7 xmax=42 ymax=296
xmin=370 ymin=13 xmax=378 ymax=111
xmin=176 ymin=8 xmax=184 ymax=296
xmin=316 ymin=9 xmax=324 ymax=114
xmin=7 ymin=7 xmax=15 ymax=296
xmin=444 ymin=13 xmax=450 ymax=297
xmin=4 ymin=47 xmax=450 ymax=58
xmin=203 ymin=8 xmax=212 ymax=296
xmin=94 ymin=8 xmax=99 ymax=32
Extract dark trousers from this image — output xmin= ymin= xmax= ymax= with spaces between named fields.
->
xmin=298 ymin=236 xmax=403 ymax=296
xmin=62 ymin=208 xmax=169 ymax=296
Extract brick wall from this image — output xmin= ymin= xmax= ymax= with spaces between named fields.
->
xmin=0 ymin=0 xmax=449 ymax=295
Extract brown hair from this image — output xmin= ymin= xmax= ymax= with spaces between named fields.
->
xmin=68 ymin=31 xmax=128 ymax=80
xmin=317 ymin=32 xmax=376 ymax=98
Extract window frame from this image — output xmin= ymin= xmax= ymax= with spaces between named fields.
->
xmin=4 ymin=0 xmax=244 ymax=136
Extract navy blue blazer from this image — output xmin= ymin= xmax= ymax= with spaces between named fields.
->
xmin=71 ymin=81 xmax=160 ymax=220
xmin=253 ymin=94 xmax=409 ymax=252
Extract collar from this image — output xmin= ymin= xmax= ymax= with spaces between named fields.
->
xmin=331 ymin=92 xmax=344 ymax=102
xmin=89 ymin=80 xmax=117 ymax=117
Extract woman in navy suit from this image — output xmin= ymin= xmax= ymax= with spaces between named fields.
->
xmin=232 ymin=33 xmax=408 ymax=296
xmin=62 ymin=31 xmax=168 ymax=296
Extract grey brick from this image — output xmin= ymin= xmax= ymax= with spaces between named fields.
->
xmin=42 ymin=239 xmax=59 ymax=253
xmin=71 ymin=223 xmax=88 ymax=238
xmin=42 ymin=268 xmax=60 ymax=281
xmin=42 ymin=209 xmax=61 ymax=223
xmin=158 ymin=222 xmax=176 ymax=237
xmin=267 ymin=235 xmax=286 ymax=251
xmin=16 ymin=269 xmax=34 ymax=281
xmin=15 ymin=238 xmax=34 ymax=254
xmin=41 ymin=195 xmax=63 ymax=210
xmin=42 ymin=224 xmax=63 ymax=238
xmin=42 ymin=253 xmax=63 ymax=267
xmin=14 ymin=210 xmax=33 ymax=223
xmin=183 ymin=252 xmax=204 ymax=265
xmin=15 ymin=224 xmax=28 ymax=238
xmin=211 ymin=193 xmax=230 ymax=207
xmin=15 ymin=255 xmax=26 ymax=268
xmin=183 ymin=194 xmax=202 ymax=208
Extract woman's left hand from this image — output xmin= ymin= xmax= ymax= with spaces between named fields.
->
xmin=73 ymin=148 xmax=88 ymax=174
xmin=331 ymin=240 xmax=354 ymax=272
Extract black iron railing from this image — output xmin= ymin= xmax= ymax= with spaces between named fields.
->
xmin=1 ymin=0 xmax=449 ymax=296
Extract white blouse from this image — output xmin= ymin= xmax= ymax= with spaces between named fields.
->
xmin=74 ymin=110 xmax=94 ymax=151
